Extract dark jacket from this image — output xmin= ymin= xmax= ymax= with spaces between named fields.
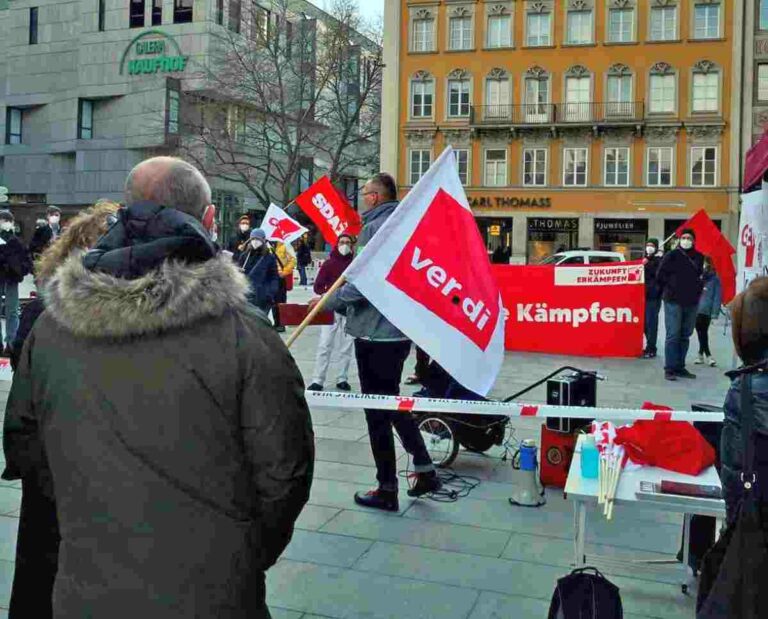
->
xmin=10 ymin=297 xmax=45 ymax=372
xmin=2 ymin=201 xmax=314 ymax=619
xmin=296 ymin=240 xmax=312 ymax=267
xmin=314 ymin=247 xmax=353 ymax=295
xmin=656 ymin=246 xmax=705 ymax=307
xmin=240 ymin=247 xmax=280 ymax=311
xmin=228 ymin=229 xmax=250 ymax=263
xmin=28 ymin=225 xmax=53 ymax=261
xmin=698 ymin=270 xmax=722 ymax=317
xmin=0 ymin=231 xmax=32 ymax=284
xmin=644 ymin=254 xmax=663 ymax=300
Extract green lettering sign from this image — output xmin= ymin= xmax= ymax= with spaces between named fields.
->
xmin=120 ymin=30 xmax=188 ymax=76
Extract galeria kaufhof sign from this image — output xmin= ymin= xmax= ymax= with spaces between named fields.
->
xmin=119 ymin=30 xmax=188 ymax=76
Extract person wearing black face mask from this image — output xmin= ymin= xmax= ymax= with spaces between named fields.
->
xmin=642 ymin=238 xmax=663 ymax=359
xmin=657 ymin=228 xmax=705 ymax=381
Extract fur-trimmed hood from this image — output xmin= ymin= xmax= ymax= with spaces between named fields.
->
xmin=43 ymin=253 xmax=250 ymax=338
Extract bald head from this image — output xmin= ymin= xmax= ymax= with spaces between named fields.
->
xmin=125 ymin=157 xmax=211 ymax=220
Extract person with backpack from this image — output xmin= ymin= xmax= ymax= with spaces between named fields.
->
xmin=0 ymin=210 xmax=31 ymax=357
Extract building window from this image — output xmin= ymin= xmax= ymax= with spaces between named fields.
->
xmin=647 ymin=147 xmax=673 ymax=186
xmin=130 ymin=0 xmax=145 ymax=28
xmin=691 ymin=146 xmax=717 ymax=187
xmin=694 ymin=3 xmax=720 ymax=39
xmin=607 ymin=8 xmax=633 ymax=43
xmin=523 ymin=148 xmax=547 ymax=186
xmin=649 ymin=5 xmax=677 ymax=41
xmin=410 ymin=150 xmax=431 ymax=184
xmin=454 ymin=149 xmax=469 ymax=185
xmin=449 ymin=14 xmax=473 ymax=50
xmin=5 ymin=108 xmax=22 ymax=145
xmin=412 ymin=15 xmax=434 ymax=52
xmin=447 ymin=78 xmax=471 ymax=118
xmin=526 ymin=12 xmax=551 ymax=46
xmin=566 ymin=9 xmax=593 ymax=45
xmin=607 ymin=73 xmax=632 ymax=115
xmin=411 ymin=78 xmax=434 ymax=118
xmin=78 ymin=100 xmax=94 ymax=140
xmin=167 ymin=89 xmax=180 ymax=135
xmin=758 ymin=64 xmax=768 ymax=101
xmin=98 ymin=0 xmax=106 ymax=31
xmin=229 ymin=0 xmax=241 ymax=33
xmin=216 ymin=0 xmax=224 ymax=25
xmin=762 ymin=1 xmax=768 ymax=31
xmin=563 ymin=148 xmax=588 ymax=187
xmin=29 ymin=7 xmax=38 ymax=44
xmin=297 ymin=158 xmax=313 ymax=194
xmin=487 ymin=13 xmax=511 ymax=48
xmin=524 ymin=73 xmax=549 ymax=122
xmin=565 ymin=75 xmax=591 ymax=121
xmin=151 ymin=0 xmax=162 ymax=25
xmin=649 ymin=73 xmax=676 ymax=113
xmin=692 ymin=71 xmax=719 ymax=112
xmin=604 ymin=147 xmax=630 ymax=186
xmin=485 ymin=75 xmax=510 ymax=119
xmin=173 ymin=0 xmax=193 ymax=24
xmin=484 ymin=149 xmax=507 ymax=186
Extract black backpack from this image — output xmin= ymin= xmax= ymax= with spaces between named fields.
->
xmin=548 ymin=567 xmax=623 ymax=619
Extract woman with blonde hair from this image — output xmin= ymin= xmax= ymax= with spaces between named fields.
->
xmin=3 ymin=200 xmax=120 ymax=619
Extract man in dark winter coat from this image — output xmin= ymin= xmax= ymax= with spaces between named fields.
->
xmin=657 ymin=228 xmax=704 ymax=381
xmin=296 ymin=233 xmax=312 ymax=287
xmin=229 ymin=214 xmax=252 ymax=263
xmin=307 ymin=233 xmax=355 ymax=392
xmin=642 ymin=238 xmax=663 ymax=358
xmin=2 ymin=157 xmax=314 ymax=619
xmin=28 ymin=206 xmax=61 ymax=262
xmin=0 ymin=210 xmax=31 ymax=356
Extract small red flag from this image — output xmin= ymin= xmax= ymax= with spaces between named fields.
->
xmin=675 ymin=209 xmax=736 ymax=303
xmin=294 ymin=176 xmax=362 ymax=245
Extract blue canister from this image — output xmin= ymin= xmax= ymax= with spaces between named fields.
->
xmin=519 ymin=440 xmax=538 ymax=471
xmin=581 ymin=435 xmax=599 ymax=479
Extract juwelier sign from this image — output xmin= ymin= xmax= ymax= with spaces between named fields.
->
xmin=120 ymin=30 xmax=188 ymax=76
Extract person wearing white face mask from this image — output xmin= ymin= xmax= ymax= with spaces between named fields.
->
xmin=239 ymin=228 xmax=280 ymax=319
xmin=0 ymin=210 xmax=31 ymax=357
xmin=307 ymin=234 xmax=356 ymax=392
xmin=642 ymin=238 xmax=663 ymax=358
xmin=657 ymin=228 xmax=705 ymax=381
xmin=229 ymin=215 xmax=252 ymax=263
xmin=28 ymin=206 xmax=62 ymax=263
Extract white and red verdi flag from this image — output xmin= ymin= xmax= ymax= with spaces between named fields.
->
xmin=261 ymin=203 xmax=308 ymax=245
xmin=343 ymin=147 xmax=505 ymax=395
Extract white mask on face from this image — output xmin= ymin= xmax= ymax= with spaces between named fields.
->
xmin=240 ymin=224 xmax=250 ymax=233
xmin=49 ymin=215 xmax=60 ymax=225
xmin=0 ymin=222 xmax=13 ymax=232
xmin=680 ymin=239 xmax=693 ymax=250
xmin=338 ymin=245 xmax=352 ymax=256
xmin=645 ymin=246 xmax=656 ymax=256
xmin=251 ymin=240 xmax=263 ymax=250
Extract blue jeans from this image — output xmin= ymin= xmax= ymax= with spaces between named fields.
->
xmin=298 ymin=265 xmax=307 ymax=286
xmin=644 ymin=297 xmax=661 ymax=353
xmin=664 ymin=301 xmax=698 ymax=372
xmin=0 ymin=281 xmax=19 ymax=347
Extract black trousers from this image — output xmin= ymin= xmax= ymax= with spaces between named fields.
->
xmin=271 ymin=278 xmax=287 ymax=327
xmin=696 ymin=314 xmax=712 ymax=356
xmin=414 ymin=347 xmax=430 ymax=382
xmin=354 ymin=339 xmax=434 ymax=491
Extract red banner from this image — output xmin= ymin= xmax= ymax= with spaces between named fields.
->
xmin=294 ymin=176 xmax=362 ymax=244
xmin=493 ymin=262 xmax=645 ymax=357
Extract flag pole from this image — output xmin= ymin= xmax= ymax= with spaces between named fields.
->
xmin=660 ymin=232 xmax=677 ymax=247
xmin=286 ymin=275 xmax=346 ymax=348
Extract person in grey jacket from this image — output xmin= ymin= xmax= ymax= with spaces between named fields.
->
xmin=694 ymin=257 xmax=722 ymax=367
xmin=311 ymin=173 xmax=440 ymax=512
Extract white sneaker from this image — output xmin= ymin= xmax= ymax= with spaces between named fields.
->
xmin=694 ymin=354 xmax=705 ymax=365
xmin=708 ymin=356 xmax=717 ymax=367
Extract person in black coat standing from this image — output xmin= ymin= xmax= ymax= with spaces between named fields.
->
xmin=296 ymin=233 xmax=312 ymax=287
xmin=228 ymin=214 xmax=252 ymax=264
xmin=239 ymin=228 xmax=280 ymax=318
xmin=656 ymin=228 xmax=705 ymax=381
xmin=642 ymin=238 xmax=663 ymax=358
xmin=0 ymin=210 xmax=31 ymax=357
xmin=27 ymin=206 xmax=61 ymax=263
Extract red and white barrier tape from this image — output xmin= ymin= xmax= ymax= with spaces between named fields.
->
xmin=306 ymin=391 xmax=724 ymax=423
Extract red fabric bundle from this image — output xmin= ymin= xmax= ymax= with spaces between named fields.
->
xmin=615 ymin=418 xmax=715 ymax=475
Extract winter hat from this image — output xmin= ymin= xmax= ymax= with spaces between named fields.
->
xmin=680 ymin=228 xmax=696 ymax=239
xmin=249 ymin=228 xmax=266 ymax=242
xmin=0 ymin=210 xmax=14 ymax=222
xmin=238 ymin=215 xmax=251 ymax=225
xmin=338 ymin=232 xmax=355 ymax=243
xmin=646 ymin=238 xmax=659 ymax=250
xmin=46 ymin=205 xmax=61 ymax=216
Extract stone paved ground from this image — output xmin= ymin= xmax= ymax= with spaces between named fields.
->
xmin=0 ymin=282 xmax=735 ymax=618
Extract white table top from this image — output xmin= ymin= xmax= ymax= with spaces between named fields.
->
xmin=565 ymin=435 xmax=726 ymax=517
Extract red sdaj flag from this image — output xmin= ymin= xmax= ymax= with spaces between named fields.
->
xmin=675 ymin=209 xmax=736 ymax=303
xmin=294 ymin=176 xmax=362 ymax=244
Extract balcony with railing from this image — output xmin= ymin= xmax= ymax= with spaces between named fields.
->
xmin=469 ymin=102 xmax=645 ymax=127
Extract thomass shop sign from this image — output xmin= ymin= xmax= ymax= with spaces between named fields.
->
xmin=120 ymin=30 xmax=188 ymax=76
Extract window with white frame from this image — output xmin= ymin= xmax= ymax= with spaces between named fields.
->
xmin=604 ymin=147 xmax=630 ymax=186
xmin=524 ymin=73 xmax=550 ymax=121
xmin=758 ymin=64 xmax=768 ymax=101
xmin=412 ymin=15 xmax=434 ymax=52
xmin=487 ymin=13 xmax=512 ymax=48
xmin=448 ymin=78 xmax=471 ymax=117
xmin=690 ymin=146 xmax=717 ymax=187
xmin=694 ymin=3 xmax=720 ymax=39
xmin=649 ymin=72 xmax=676 ymax=113
xmin=565 ymin=75 xmax=591 ymax=121
xmin=523 ymin=148 xmax=547 ymax=186
xmin=607 ymin=73 xmax=632 ymax=116
xmin=485 ymin=75 xmax=511 ymax=119
xmin=649 ymin=5 xmax=677 ymax=41
xmin=566 ymin=9 xmax=593 ymax=44
xmin=607 ymin=7 xmax=634 ymax=43
xmin=410 ymin=149 xmax=431 ymax=184
xmin=647 ymin=147 xmax=673 ymax=186
xmin=449 ymin=14 xmax=473 ymax=50
xmin=484 ymin=149 xmax=507 ymax=186
xmin=411 ymin=77 xmax=434 ymax=118
xmin=526 ymin=12 xmax=551 ymax=46
xmin=454 ymin=149 xmax=470 ymax=185
xmin=692 ymin=71 xmax=719 ymax=112
xmin=563 ymin=148 xmax=588 ymax=186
